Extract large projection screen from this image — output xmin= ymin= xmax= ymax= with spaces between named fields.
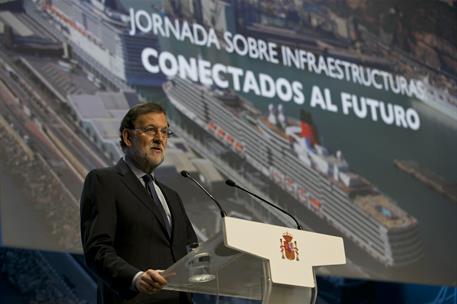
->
xmin=0 ymin=0 xmax=455 ymax=287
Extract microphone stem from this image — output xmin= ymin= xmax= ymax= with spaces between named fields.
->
xmin=234 ymin=185 xmax=303 ymax=230
xmin=186 ymin=175 xmax=227 ymax=218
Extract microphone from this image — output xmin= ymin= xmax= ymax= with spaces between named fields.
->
xmin=181 ymin=170 xmax=227 ymax=218
xmin=225 ymin=179 xmax=303 ymax=230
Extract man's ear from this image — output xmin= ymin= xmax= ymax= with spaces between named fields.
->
xmin=122 ymin=129 xmax=133 ymax=147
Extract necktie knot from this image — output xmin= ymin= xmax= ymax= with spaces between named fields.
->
xmin=142 ymin=174 xmax=154 ymax=185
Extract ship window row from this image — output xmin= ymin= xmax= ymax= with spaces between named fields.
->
xmin=180 ymin=90 xmax=207 ymax=107
xmin=169 ymin=95 xmax=205 ymax=119
xmin=240 ymin=131 xmax=264 ymax=142
xmin=265 ymin=145 xmax=288 ymax=158
xmin=276 ymin=158 xmax=301 ymax=174
xmin=236 ymin=120 xmax=255 ymax=133
xmin=321 ymin=187 xmax=355 ymax=206
xmin=212 ymin=120 xmax=238 ymax=137
xmin=329 ymin=199 xmax=381 ymax=232
xmin=389 ymin=237 xmax=422 ymax=254
xmin=289 ymin=167 xmax=320 ymax=184
xmin=245 ymin=152 xmax=270 ymax=166
xmin=256 ymin=131 xmax=286 ymax=150
xmin=324 ymin=203 xmax=380 ymax=238
xmin=210 ymin=116 xmax=240 ymax=135
xmin=388 ymin=232 xmax=421 ymax=248
xmin=245 ymin=145 xmax=267 ymax=156
xmin=344 ymin=226 xmax=386 ymax=254
xmin=319 ymin=184 xmax=340 ymax=198
xmin=324 ymin=203 xmax=381 ymax=237
xmin=323 ymin=191 xmax=359 ymax=210
xmin=281 ymin=156 xmax=321 ymax=182
xmin=322 ymin=191 xmax=350 ymax=207
xmin=207 ymin=104 xmax=241 ymax=127
xmin=209 ymin=103 xmax=241 ymax=123
xmin=273 ymin=178 xmax=315 ymax=201
xmin=328 ymin=186 xmax=347 ymax=198
xmin=173 ymin=81 xmax=202 ymax=96
xmin=391 ymin=244 xmax=423 ymax=261
xmin=300 ymin=168 xmax=321 ymax=185
xmin=387 ymin=228 xmax=420 ymax=239
xmin=279 ymin=166 xmax=322 ymax=192
xmin=389 ymin=242 xmax=421 ymax=255
xmin=258 ymin=123 xmax=290 ymax=145
xmin=287 ymin=171 xmax=321 ymax=193
xmin=173 ymin=89 xmax=206 ymax=108
xmin=172 ymin=91 xmax=205 ymax=111
xmin=332 ymin=224 xmax=382 ymax=258
xmin=246 ymin=153 xmax=269 ymax=169
xmin=331 ymin=220 xmax=386 ymax=255
xmin=174 ymin=82 xmax=204 ymax=99
xmin=318 ymin=175 xmax=332 ymax=186
xmin=391 ymin=249 xmax=423 ymax=262
xmin=175 ymin=84 xmax=207 ymax=103
xmin=245 ymin=153 xmax=264 ymax=167
xmin=242 ymin=133 xmax=266 ymax=147
xmin=239 ymin=124 xmax=263 ymax=137
xmin=263 ymin=134 xmax=291 ymax=150
xmin=268 ymin=163 xmax=319 ymax=192
xmin=208 ymin=102 xmax=232 ymax=117
xmin=245 ymin=146 xmax=268 ymax=157
xmin=264 ymin=163 xmax=322 ymax=195
xmin=388 ymin=232 xmax=420 ymax=244
xmin=270 ymin=148 xmax=298 ymax=164
xmin=293 ymin=168 xmax=322 ymax=187
xmin=206 ymin=96 xmax=245 ymax=121
xmin=320 ymin=184 xmax=336 ymax=196
xmin=245 ymin=147 xmax=268 ymax=159
xmin=326 ymin=188 xmax=370 ymax=210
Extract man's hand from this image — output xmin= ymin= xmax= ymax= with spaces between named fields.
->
xmin=135 ymin=269 xmax=168 ymax=294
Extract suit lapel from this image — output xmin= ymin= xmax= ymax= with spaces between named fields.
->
xmin=115 ymin=160 xmax=170 ymax=239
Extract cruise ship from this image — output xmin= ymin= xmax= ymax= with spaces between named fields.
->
xmin=38 ymin=0 xmax=165 ymax=90
xmin=163 ymin=77 xmax=423 ymax=266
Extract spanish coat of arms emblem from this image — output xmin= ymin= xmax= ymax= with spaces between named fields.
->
xmin=280 ymin=232 xmax=299 ymax=261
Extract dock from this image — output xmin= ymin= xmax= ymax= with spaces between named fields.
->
xmin=394 ymin=159 xmax=457 ymax=203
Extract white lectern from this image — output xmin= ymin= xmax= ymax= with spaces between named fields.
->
xmin=162 ymin=217 xmax=345 ymax=304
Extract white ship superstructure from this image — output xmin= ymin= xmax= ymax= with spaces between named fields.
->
xmin=42 ymin=0 xmax=164 ymax=89
xmin=163 ymin=77 xmax=423 ymax=266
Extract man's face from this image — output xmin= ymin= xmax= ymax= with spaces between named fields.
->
xmin=123 ymin=112 xmax=168 ymax=173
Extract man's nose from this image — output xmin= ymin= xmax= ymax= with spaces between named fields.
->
xmin=152 ymin=136 xmax=162 ymax=144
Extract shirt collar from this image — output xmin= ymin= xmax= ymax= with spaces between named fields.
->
xmin=123 ymin=156 xmax=154 ymax=180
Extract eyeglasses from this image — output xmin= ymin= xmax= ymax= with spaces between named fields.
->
xmin=132 ymin=126 xmax=175 ymax=138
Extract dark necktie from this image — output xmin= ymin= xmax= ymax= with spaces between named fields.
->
xmin=142 ymin=174 xmax=171 ymax=237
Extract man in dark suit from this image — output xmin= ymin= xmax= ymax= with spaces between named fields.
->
xmin=80 ymin=103 xmax=197 ymax=303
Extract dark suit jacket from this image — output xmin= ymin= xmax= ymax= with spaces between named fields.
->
xmin=80 ymin=159 xmax=197 ymax=304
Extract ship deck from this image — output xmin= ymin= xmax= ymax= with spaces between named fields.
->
xmin=354 ymin=194 xmax=416 ymax=229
